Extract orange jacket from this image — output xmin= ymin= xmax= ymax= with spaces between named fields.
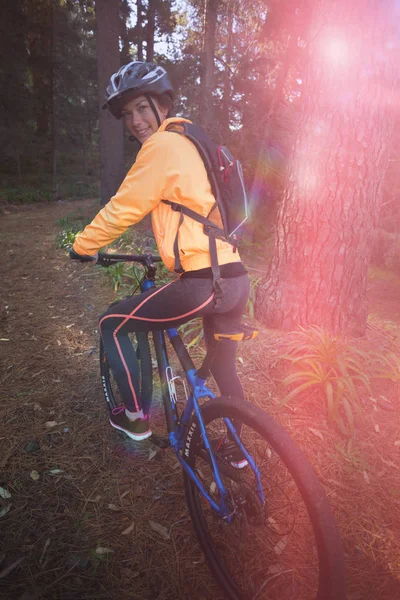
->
xmin=73 ymin=117 xmax=241 ymax=272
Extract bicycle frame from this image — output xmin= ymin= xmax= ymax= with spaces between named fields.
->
xmin=140 ymin=273 xmax=264 ymax=519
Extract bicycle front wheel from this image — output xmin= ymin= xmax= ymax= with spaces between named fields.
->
xmin=183 ymin=396 xmax=346 ymax=600
xmin=100 ymin=333 xmax=153 ymax=413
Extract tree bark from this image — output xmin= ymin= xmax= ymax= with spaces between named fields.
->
xmin=51 ymin=0 xmax=57 ymax=199
xmin=95 ymin=0 xmax=125 ymax=205
xmin=200 ymin=0 xmax=219 ymax=129
xmin=256 ymin=0 xmax=396 ymax=336
xmin=26 ymin=0 xmax=52 ymax=137
xmin=120 ymin=0 xmax=131 ymax=64
xmin=146 ymin=0 xmax=155 ymax=62
xmin=137 ymin=0 xmax=143 ymax=60
xmin=220 ymin=1 xmax=234 ymax=139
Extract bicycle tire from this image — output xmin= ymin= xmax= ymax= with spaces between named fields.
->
xmin=183 ymin=396 xmax=346 ymax=600
xmin=100 ymin=333 xmax=153 ymax=412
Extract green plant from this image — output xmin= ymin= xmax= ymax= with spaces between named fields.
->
xmin=372 ymin=351 xmax=400 ymax=382
xmin=56 ymin=226 xmax=81 ymax=249
xmin=246 ymin=275 xmax=261 ymax=318
xmin=179 ymin=318 xmax=204 ymax=348
xmin=278 ymin=326 xmax=371 ymax=437
xmin=1 ymin=186 xmax=52 ymax=204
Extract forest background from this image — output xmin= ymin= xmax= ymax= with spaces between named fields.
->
xmin=1 ymin=0 xmax=400 ymax=336
xmin=1 ymin=2 xmax=400 ymax=597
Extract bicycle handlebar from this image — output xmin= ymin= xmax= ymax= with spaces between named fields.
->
xmin=97 ymin=252 xmax=162 ymax=267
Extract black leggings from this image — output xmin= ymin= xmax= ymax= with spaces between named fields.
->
xmin=99 ymin=274 xmax=250 ymax=413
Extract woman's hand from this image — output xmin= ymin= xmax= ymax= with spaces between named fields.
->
xmin=69 ymin=248 xmax=98 ymax=263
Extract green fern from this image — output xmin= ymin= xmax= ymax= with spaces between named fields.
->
xmin=278 ymin=326 xmax=371 ymax=437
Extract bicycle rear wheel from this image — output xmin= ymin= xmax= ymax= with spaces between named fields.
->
xmin=100 ymin=333 xmax=153 ymax=413
xmin=183 ymin=396 xmax=346 ymax=600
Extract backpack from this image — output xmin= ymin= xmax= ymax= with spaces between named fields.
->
xmin=162 ymin=121 xmax=249 ymax=305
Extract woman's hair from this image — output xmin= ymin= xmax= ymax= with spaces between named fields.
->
xmin=156 ymin=92 xmax=175 ymax=117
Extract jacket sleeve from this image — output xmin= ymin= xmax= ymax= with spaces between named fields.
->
xmin=72 ymin=133 xmax=176 ymax=256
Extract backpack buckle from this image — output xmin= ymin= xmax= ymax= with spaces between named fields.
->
xmin=213 ymin=277 xmax=229 ymax=308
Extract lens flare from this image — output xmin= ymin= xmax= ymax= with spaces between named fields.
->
xmin=320 ymin=35 xmax=350 ymax=68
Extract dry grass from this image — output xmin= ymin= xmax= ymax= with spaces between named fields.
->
xmin=0 ymin=200 xmax=399 ymax=599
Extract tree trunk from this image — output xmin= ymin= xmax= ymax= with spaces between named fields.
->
xmin=220 ymin=1 xmax=234 ymax=139
xmin=256 ymin=0 xmax=396 ymax=336
xmin=146 ymin=0 xmax=155 ymax=62
xmin=200 ymin=0 xmax=219 ymax=130
xmin=95 ymin=0 xmax=125 ymax=205
xmin=250 ymin=31 xmax=299 ymax=234
xmin=26 ymin=0 xmax=52 ymax=137
xmin=137 ymin=0 xmax=143 ymax=60
xmin=120 ymin=0 xmax=131 ymax=64
xmin=51 ymin=1 xmax=57 ymax=199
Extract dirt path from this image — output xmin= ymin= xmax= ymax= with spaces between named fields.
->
xmin=1 ymin=200 xmax=400 ymax=600
xmin=0 ymin=200 xmax=223 ymax=600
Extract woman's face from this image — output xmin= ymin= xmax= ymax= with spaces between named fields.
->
xmin=121 ymin=95 xmax=168 ymax=143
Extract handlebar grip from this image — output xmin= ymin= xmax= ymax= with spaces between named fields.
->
xmin=69 ymin=249 xmax=96 ymax=263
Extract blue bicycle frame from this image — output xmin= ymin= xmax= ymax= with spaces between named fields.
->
xmin=141 ymin=276 xmax=264 ymax=519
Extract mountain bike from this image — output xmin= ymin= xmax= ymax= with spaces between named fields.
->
xmin=95 ymin=252 xmax=346 ymax=600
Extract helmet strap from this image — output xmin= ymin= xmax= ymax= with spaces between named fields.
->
xmin=145 ymin=94 xmax=161 ymax=128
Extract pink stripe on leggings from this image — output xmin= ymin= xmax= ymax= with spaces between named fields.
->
xmin=99 ymin=282 xmax=214 ymax=411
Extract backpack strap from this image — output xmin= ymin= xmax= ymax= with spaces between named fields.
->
xmin=162 ymin=200 xmax=229 ymax=306
xmin=162 ymin=199 xmax=226 ymax=274
xmin=208 ymin=230 xmax=229 ymax=308
xmin=162 ymin=200 xmax=225 ymax=236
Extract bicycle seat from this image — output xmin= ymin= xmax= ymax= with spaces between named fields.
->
xmin=214 ymin=323 xmax=258 ymax=342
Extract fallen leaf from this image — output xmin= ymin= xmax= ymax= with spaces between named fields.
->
xmin=0 ymin=506 xmax=11 ymax=518
xmin=66 ymin=324 xmax=75 ymax=329
xmin=57 ymin=340 xmax=61 ymax=346
xmin=87 ymin=495 xmax=101 ymax=503
xmin=107 ymin=504 xmax=121 ymax=512
xmin=30 ymin=470 xmax=40 ymax=481
xmin=149 ymin=520 xmax=170 ymax=540
xmin=238 ymin=356 xmax=244 ymax=364
xmin=132 ymin=485 xmax=143 ymax=497
xmin=48 ymin=469 xmax=63 ymax=475
xmin=45 ymin=421 xmax=58 ymax=428
xmin=0 ymin=339 xmax=10 ymax=342
xmin=120 ymin=490 xmax=130 ymax=499
xmin=95 ymin=547 xmax=113 ymax=555
xmin=363 ymin=471 xmax=370 ymax=484
xmin=274 ymin=535 xmax=288 ymax=555
xmin=374 ymin=424 xmax=380 ymax=433
xmin=308 ymin=427 xmax=324 ymax=440
xmin=380 ymin=458 xmax=398 ymax=469
xmin=120 ymin=567 xmax=139 ymax=579
xmin=0 ymin=487 xmax=11 ymax=500
xmin=0 ymin=556 xmax=25 ymax=579
xmin=267 ymin=564 xmax=283 ymax=575
xmin=121 ymin=522 xmax=135 ymax=536
xmin=209 ymin=482 xmax=217 ymax=494
xmin=148 ymin=449 xmax=157 ymax=461
xmin=268 ymin=516 xmax=280 ymax=532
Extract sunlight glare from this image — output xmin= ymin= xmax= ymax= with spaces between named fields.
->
xmin=320 ymin=36 xmax=350 ymax=68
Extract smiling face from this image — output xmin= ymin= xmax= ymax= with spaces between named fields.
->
xmin=121 ymin=95 xmax=168 ymax=143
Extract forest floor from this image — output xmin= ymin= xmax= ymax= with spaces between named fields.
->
xmin=1 ymin=198 xmax=400 ymax=600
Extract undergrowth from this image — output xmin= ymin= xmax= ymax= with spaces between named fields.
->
xmin=278 ymin=325 xmax=400 ymax=438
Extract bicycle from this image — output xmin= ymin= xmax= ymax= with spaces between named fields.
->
xmin=94 ymin=251 xmax=346 ymax=600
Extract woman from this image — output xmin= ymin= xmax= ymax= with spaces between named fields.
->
xmin=71 ymin=61 xmax=250 ymax=443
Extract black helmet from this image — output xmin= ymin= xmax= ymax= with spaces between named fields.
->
xmin=103 ymin=61 xmax=173 ymax=119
